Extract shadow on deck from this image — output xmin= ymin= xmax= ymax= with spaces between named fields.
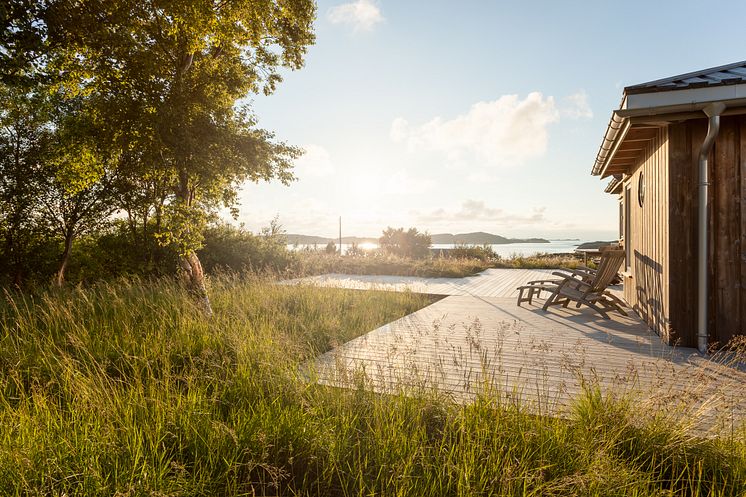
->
xmin=309 ymin=291 xmax=745 ymax=434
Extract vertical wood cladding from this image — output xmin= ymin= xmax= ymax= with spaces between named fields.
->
xmin=667 ymin=116 xmax=745 ymax=347
xmin=623 ymin=127 xmax=670 ymax=341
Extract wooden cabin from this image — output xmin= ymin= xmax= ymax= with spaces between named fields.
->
xmin=592 ymin=61 xmax=746 ymax=349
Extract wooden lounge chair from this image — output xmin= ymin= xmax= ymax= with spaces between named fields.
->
xmin=516 ymin=268 xmax=591 ymax=305
xmin=540 ymin=248 xmax=626 ymax=319
xmin=516 ymin=247 xmax=627 ymax=318
xmin=516 ymin=245 xmax=615 ymax=305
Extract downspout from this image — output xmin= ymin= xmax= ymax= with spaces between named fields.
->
xmin=697 ymin=102 xmax=726 ymax=354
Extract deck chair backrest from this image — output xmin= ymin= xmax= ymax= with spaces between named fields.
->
xmin=588 ymin=248 xmax=625 ymax=294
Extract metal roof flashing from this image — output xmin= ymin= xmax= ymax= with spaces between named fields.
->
xmin=591 ymin=61 xmax=746 ymax=180
xmin=624 ymin=60 xmax=746 ymax=95
xmin=624 ymin=83 xmax=746 ymax=112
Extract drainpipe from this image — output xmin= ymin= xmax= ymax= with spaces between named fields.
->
xmin=697 ymin=102 xmax=726 ymax=354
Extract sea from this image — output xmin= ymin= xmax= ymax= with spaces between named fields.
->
xmin=287 ymin=239 xmax=587 ymax=257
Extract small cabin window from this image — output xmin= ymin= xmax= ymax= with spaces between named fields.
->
xmin=638 ymin=172 xmax=645 ymax=207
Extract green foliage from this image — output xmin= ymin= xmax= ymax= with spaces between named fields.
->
xmin=65 ymin=222 xmax=178 ymax=284
xmin=157 ymin=201 xmax=210 ymax=257
xmin=0 ymin=218 xmax=301 ymax=287
xmin=347 ymin=242 xmax=366 ymax=257
xmin=290 ymin=251 xmax=595 ymax=279
xmin=447 ymin=244 xmax=497 ymax=261
xmin=0 ymin=1 xmax=316 ymax=288
xmin=293 ymin=251 xmax=492 ymax=278
xmin=198 ymin=222 xmax=293 ymax=274
xmin=0 ymin=277 xmax=742 ymax=495
xmin=35 ymin=0 xmax=314 ymax=255
xmin=0 ymin=84 xmax=51 ymax=285
xmin=379 ymin=227 xmax=432 ymax=259
xmin=492 ymin=253 xmax=591 ymax=270
xmin=324 ymin=240 xmax=338 ymax=254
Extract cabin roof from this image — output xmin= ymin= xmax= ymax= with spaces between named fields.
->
xmin=605 ymin=175 xmax=622 ymax=194
xmin=591 ymin=60 xmax=746 ymax=180
xmin=625 ymin=60 xmax=746 ymax=95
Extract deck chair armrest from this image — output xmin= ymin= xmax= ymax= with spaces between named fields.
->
xmin=576 ymin=265 xmax=597 ymax=273
xmin=553 ymin=269 xmax=590 ymax=280
xmin=551 ymin=272 xmax=592 ymax=290
xmin=527 ymin=279 xmax=559 ymax=284
xmin=551 ymin=271 xmax=574 ymax=279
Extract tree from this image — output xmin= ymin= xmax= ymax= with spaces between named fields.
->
xmin=33 ymin=93 xmax=118 ymax=286
xmin=2 ymin=1 xmax=315 ymax=309
xmin=0 ymin=85 xmax=49 ymax=286
xmin=379 ymin=227 xmax=432 ymax=259
xmin=325 ymin=240 xmax=337 ymax=254
xmin=0 ymin=1 xmax=48 ymax=87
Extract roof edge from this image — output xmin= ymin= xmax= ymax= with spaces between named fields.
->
xmin=624 ymin=60 xmax=746 ymax=95
xmin=605 ymin=175 xmax=623 ymax=194
xmin=591 ymin=113 xmax=628 ymax=176
xmin=617 ymin=96 xmax=746 ymax=119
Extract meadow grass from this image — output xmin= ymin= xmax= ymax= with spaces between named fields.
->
xmin=491 ymin=253 xmax=592 ymax=270
xmin=290 ymin=252 xmax=591 ymax=279
xmin=290 ymin=252 xmax=492 ymax=278
xmin=0 ymin=276 xmax=744 ymax=496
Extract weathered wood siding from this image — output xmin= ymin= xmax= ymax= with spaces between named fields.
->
xmin=622 ymin=127 xmax=670 ymax=341
xmin=668 ymin=116 xmax=746 ymax=347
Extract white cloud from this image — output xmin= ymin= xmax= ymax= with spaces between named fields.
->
xmin=294 ymin=144 xmax=334 ymax=178
xmin=328 ymin=0 xmax=384 ymax=32
xmin=561 ymin=90 xmax=593 ymax=119
xmin=390 ymin=92 xmax=560 ymax=167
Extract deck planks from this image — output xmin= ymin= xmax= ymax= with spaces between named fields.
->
xmin=288 ymin=268 xmax=559 ymax=297
xmin=299 ymin=269 xmax=745 ymax=432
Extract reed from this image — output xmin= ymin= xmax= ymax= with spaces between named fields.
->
xmin=0 ymin=275 xmax=743 ymax=496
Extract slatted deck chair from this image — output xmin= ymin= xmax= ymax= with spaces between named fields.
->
xmin=517 ymin=271 xmax=585 ymax=306
xmin=539 ymin=248 xmax=626 ymax=319
xmin=515 ymin=245 xmax=608 ymax=305
xmin=516 ymin=245 xmax=627 ymax=314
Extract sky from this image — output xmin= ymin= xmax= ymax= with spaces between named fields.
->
xmin=233 ymin=0 xmax=746 ymax=240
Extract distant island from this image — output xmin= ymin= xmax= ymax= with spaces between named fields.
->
xmin=285 ymin=231 xmax=550 ymax=246
xmin=575 ymin=240 xmax=617 ymax=250
xmin=430 ymin=232 xmax=550 ymax=245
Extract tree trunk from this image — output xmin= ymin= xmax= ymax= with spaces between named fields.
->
xmin=175 ymin=170 xmax=212 ymax=316
xmin=154 ymin=200 xmax=163 ymax=267
xmin=142 ymin=209 xmax=150 ymax=266
xmin=6 ymin=231 xmax=24 ymax=288
xmin=179 ymin=250 xmax=212 ymax=316
xmin=55 ymin=229 xmax=74 ymax=287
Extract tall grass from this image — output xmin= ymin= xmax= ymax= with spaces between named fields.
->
xmin=291 ymin=252 xmax=492 ymax=278
xmin=290 ymin=251 xmax=595 ymax=279
xmin=0 ymin=276 xmax=743 ymax=496
xmin=492 ymin=253 xmax=592 ymax=270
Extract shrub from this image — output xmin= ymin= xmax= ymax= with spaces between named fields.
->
xmin=447 ymin=244 xmax=497 ymax=261
xmin=198 ymin=221 xmax=294 ymax=274
xmin=68 ymin=221 xmax=178 ymax=283
xmin=379 ymin=227 xmax=431 ymax=259
xmin=324 ymin=240 xmax=337 ymax=254
xmin=346 ymin=242 xmax=366 ymax=257
xmin=290 ymin=251 xmax=491 ymax=278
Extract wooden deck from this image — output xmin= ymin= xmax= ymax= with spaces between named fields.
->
xmin=299 ymin=270 xmax=745 ymax=432
xmin=290 ymin=268 xmax=564 ymax=297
